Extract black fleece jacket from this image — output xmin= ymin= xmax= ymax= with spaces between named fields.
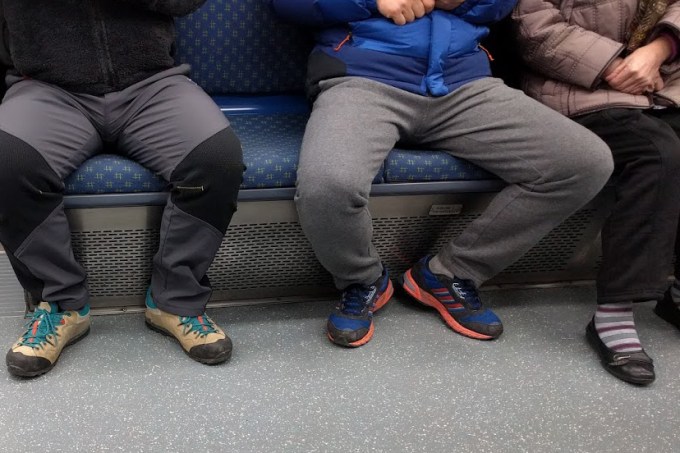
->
xmin=1 ymin=0 xmax=205 ymax=95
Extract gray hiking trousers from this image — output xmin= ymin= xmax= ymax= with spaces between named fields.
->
xmin=0 ymin=66 xmax=244 ymax=316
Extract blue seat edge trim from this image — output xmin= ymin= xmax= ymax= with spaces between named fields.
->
xmin=63 ymin=180 xmax=506 ymax=208
xmin=215 ymin=95 xmax=310 ymax=116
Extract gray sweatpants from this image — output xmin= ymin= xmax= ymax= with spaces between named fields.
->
xmin=0 ymin=65 xmax=244 ymax=316
xmin=295 ymin=77 xmax=614 ymax=289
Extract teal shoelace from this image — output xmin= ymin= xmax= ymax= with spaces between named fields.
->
xmin=18 ymin=307 xmax=69 ymax=348
xmin=178 ymin=315 xmax=218 ymax=337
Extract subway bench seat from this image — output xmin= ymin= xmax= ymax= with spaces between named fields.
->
xmin=58 ymin=107 xmax=610 ymax=311
xmin=32 ymin=0 xmax=613 ymax=311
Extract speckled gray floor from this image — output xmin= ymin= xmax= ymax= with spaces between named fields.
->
xmin=0 ymin=285 xmax=679 ymax=452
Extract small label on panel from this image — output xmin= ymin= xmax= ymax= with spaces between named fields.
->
xmin=428 ymin=204 xmax=463 ymax=216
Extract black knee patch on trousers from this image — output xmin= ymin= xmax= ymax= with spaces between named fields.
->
xmin=0 ymin=130 xmax=63 ymax=253
xmin=169 ymin=127 xmax=244 ymax=234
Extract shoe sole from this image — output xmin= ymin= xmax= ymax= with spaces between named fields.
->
xmin=585 ymin=322 xmax=654 ymax=386
xmin=327 ymin=279 xmax=394 ymax=348
xmin=7 ymin=326 xmax=91 ymax=378
xmin=401 ymin=270 xmax=494 ymax=341
xmin=145 ymin=319 xmax=231 ymax=365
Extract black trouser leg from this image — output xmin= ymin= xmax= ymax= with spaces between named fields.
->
xmin=575 ymin=109 xmax=680 ymax=303
xmin=0 ymin=131 xmax=88 ymax=307
xmin=151 ymin=128 xmax=244 ymax=316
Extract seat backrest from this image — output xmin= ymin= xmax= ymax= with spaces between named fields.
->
xmin=175 ymin=0 xmax=313 ymax=95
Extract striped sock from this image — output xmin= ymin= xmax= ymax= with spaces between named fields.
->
xmin=671 ymin=279 xmax=680 ymax=306
xmin=594 ymin=302 xmax=642 ymax=353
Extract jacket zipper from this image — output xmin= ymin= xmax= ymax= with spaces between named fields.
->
xmin=478 ymin=44 xmax=494 ymax=62
xmin=92 ymin=0 xmax=117 ymax=87
xmin=334 ymin=32 xmax=352 ymax=52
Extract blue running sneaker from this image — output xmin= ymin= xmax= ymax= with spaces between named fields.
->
xmin=401 ymin=256 xmax=503 ymax=340
xmin=327 ymin=268 xmax=394 ymax=347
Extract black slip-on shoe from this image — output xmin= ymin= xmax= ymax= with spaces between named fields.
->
xmin=586 ymin=319 xmax=655 ymax=386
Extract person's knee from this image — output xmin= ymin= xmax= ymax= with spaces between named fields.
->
xmin=0 ymin=130 xmax=64 ymax=251
xmin=170 ymin=127 xmax=244 ymax=233
xmin=295 ymin=169 xmax=369 ymax=216
xmin=556 ymin=134 xmax=614 ymax=201
xmin=0 ymin=130 xmax=62 ymax=191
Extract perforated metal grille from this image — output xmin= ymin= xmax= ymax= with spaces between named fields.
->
xmin=55 ymin=206 xmax=602 ymax=300
xmin=0 ymin=253 xmax=25 ymax=315
xmin=502 ymin=209 xmax=597 ymax=274
xmin=71 ymin=230 xmax=159 ymax=297
xmin=209 ymin=222 xmax=332 ymax=290
xmin=373 ymin=214 xmax=481 ymax=276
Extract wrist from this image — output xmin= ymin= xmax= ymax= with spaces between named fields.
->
xmin=657 ymin=32 xmax=679 ymax=63
xmin=603 ymin=58 xmax=623 ymax=78
xmin=649 ymin=35 xmax=675 ymax=65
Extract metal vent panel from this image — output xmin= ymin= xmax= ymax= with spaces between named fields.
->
xmin=11 ymin=192 xmax=614 ymax=310
xmin=0 ymin=253 xmax=25 ymax=316
xmin=209 ymin=222 xmax=332 ymax=290
xmin=502 ymin=209 xmax=597 ymax=274
xmin=373 ymin=214 xmax=481 ymax=276
xmin=70 ymin=229 xmax=159 ymax=297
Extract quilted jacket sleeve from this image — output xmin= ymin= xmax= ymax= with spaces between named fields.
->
xmin=454 ymin=0 xmax=518 ymax=25
xmin=512 ymin=0 xmax=624 ymax=89
xmin=655 ymin=3 xmax=680 ymax=71
xmin=269 ymin=0 xmax=378 ymax=26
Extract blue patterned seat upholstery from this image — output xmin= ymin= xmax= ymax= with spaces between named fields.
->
xmin=231 ymin=114 xmax=305 ymax=189
xmin=384 ymin=149 xmax=497 ymax=183
xmin=63 ymin=0 xmax=492 ymax=196
xmin=175 ymin=0 xmax=312 ymax=95
xmin=64 ymin=155 xmax=166 ymax=195
xmin=63 ymin=110 xmax=383 ymax=195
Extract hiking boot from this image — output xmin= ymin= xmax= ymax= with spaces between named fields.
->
xmin=144 ymin=289 xmax=232 ymax=364
xmin=6 ymin=302 xmax=90 ymax=377
xmin=327 ymin=268 xmax=394 ymax=347
xmin=401 ymin=256 xmax=502 ymax=340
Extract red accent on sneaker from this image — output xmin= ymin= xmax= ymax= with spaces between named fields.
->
xmin=402 ymin=269 xmax=493 ymax=341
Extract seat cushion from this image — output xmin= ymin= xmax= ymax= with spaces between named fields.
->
xmin=384 ymin=149 xmax=497 ymax=182
xmin=230 ymin=114 xmax=306 ymax=189
xmin=64 ymin=155 xmax=166 ymax=195
xmin=64 ymin=118 xmax=497 ymax=195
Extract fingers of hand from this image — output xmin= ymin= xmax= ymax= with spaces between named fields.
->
xmin=381 ymin=0 xmax=434 ymax=24
xmin=402 ymin=6 xmax=415 ymax=22
xmin=654 ymin=77 xmax=665 ymax=91
xmin=390 ymin=12 xmax=407 ymax=24
xmin=412 ymin=1 xmax=426 ymax=18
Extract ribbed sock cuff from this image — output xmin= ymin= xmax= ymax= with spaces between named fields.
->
xmin=594 ymin=302 xmax=642 ymax=353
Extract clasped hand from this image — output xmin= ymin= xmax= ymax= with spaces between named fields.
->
xmin=377 ymin=0 xmax=465 ymax=25
xmin=604 ymin=38 xmax=673 ymax=95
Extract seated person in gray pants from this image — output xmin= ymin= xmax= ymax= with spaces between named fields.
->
xmin=270 ymin=0 xmax=614 ymax=347
xmin=0 ymin=1 xmax=244 ymax=377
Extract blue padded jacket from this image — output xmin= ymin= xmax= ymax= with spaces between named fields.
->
xmin=270 ymin=0 xmax=516 ymax=98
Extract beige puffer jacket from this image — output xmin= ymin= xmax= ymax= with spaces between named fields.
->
xmin=512 ymin=0 xmax=680 ymax=117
